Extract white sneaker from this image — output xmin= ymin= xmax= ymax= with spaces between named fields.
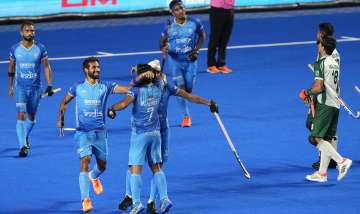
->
xmin=337 ymin=158 xmax=352 ymax=181
xmin=306 ymin=171 xmax=327 ymax=182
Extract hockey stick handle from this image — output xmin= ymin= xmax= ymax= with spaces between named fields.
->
xmin=42 ymin=87 xmax=62 ymax=98
xmin=213 ymin=112 xmax=251 ymax=179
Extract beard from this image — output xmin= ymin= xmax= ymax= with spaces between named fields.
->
xmin=89 ymin=72 xmax=99 ymax=80
xmin=23 ymin=35 xmax=34 ymax=42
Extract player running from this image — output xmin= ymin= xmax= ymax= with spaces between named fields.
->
xmin=57 ymin=57 xmax=128 ymax=212
xmin=117 ymin=60 xmax=218 ymax=213
xmin=8 ymin=21 xmax=54 ymax=157
xmin=160 ymin=0 xmax=206 ymax=127
xmin=300 ymin=35 xmax=352 ymax=183
xmin=308 ymin=23 xmax=341 ymax=170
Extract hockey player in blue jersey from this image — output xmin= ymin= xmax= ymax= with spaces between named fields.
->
xmin=117 ymin=60 xmax=218 ymax=214
xmin=160 ymin=0 xmax=206 ymax=128
xmin=8 ymin=21 xmax=54 ymax=157
xmin=57 ymin=57 xmax=128 ymax=213
xmin=107 ymin=64 xmax=173 ymax=214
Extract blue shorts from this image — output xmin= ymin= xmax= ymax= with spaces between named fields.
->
xmin=15 ymin=86 xmax=41 ymax=114
xmin=129 ymin=131 xmax=162 ymax=166
xmin=75 ymin=130 xmax=108 ymax=161
xmin=167 ymin=55 xmax=197 ymax=91
xmin=160 ymin=128 xmax=169 ymax=163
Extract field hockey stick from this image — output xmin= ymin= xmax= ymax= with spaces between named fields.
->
xmin=41 ymin=87 xmax=61 ymax=98
xmin=59 ymin=127 xmax=76 ymax=137
xmin=213 ymin=112 xmax=251 ymax=179
xmin=307 ymin=64 xmax=360 ymax=119
xmin=355 ymin=85 xmax=360 ymax=95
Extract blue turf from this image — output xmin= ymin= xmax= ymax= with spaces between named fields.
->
xmin=0 ymin=7 xmax=360 ymax=214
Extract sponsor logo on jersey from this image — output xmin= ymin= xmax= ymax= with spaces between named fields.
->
xmin=84 ymin=99 xmax=101 ymax=106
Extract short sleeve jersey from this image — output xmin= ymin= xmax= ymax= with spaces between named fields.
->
xmin=162 ymin=16 xmax=204 ymax=61
xmin=313 ymin=56 xmax=340 ymax=109
xmin=128 ymin=83 xmax=163 ymax=134
xmin=68 ymin=80 xmax=117 ymax=131
xmin=9 ymin=42 xmax=48 ymax=88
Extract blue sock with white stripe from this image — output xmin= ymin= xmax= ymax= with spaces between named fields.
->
xmin=148 ymin=177 xmax=157 ymax=202
xmin=16 ymin=120 xmax=26 ymax=148
xmin=153 ymin=171 xmax=168 ymax=201
xmin=79 ymin=172 xmax=90 ymax=201
xmin=130 ymin=174 xmax=142 ymax=204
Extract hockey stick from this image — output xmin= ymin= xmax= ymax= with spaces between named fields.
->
xmin=307 ymin=64 xmax=360 ymax=119
xmin=213 ymin=112 xmax=251 ymax=179
xmin=355 ymin=85 xmax=360 ymax=95
xmin=41 ymin=87 xmax=61 ymax=98
xmin=59 ymin=127 xmax=76 ymax=137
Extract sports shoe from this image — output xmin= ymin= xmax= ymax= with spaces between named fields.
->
xmin=207 ymin=66 xmax=220 ymax=74
xmin=217 ymin=66 xmax=232 ymax=74
xmin=337 ymin=158 xmax=352 ymax=181
xmin=160 ymin=198 xmax=173 ymax=214
xmin=306 ymin=171 xmax=327 ymax=182
xmin=89 ymin=174 xmax=103 ymax=195
xmin=130 ymin=202 xmax=144 ymax=214
xmin=312 ymin=159 xmax=337 ymax=170
xmin=82 ymin=197 xmax=93 ymax=213
xmin=118 ymin=195 xmax=133 ymax=210
xmin=18 ymin=146 xmax=28 ymax=158
xmin=147 ymin=201 xmax=158 ymax=214
xmin=181 ymin=116 xmax=191 ymax=127
xmin=25 ymin=137 xmax=30 ymax=149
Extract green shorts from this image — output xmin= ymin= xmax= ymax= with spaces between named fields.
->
xmin=308 ymin=102 xmax=339 ymax=138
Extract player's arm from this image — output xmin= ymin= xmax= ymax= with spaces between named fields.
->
xmin=107 ymin=95 xmax=134 ymax=119
xmin=194 ymin=30 xmax=206 ymax=52
xmin=176 ymin=89 xmax=218 ymax=113
xmin=42 ymin=58 xmax=54 ymax=96
xmin=8 ymin=59 xmax=15 ymax=97
xmin=113 ymin=85 xmax=129 ymax=94
xmin=57 ymin=94 xmax=74 ymax=129
xmin=159 ymin=36 xmax=168 ymax=57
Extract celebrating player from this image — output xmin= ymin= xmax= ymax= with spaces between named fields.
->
xmin=300 ymin=35 xmax=352 ymax=183
xmin=160 ymin=0 xmax=206 ymax=127
xmin=8 ymin=21 xmax=54 ymax=157
xmin=57 ymin=57 xmax=128 ymax=212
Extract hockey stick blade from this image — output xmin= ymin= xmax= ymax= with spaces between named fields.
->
xmin=355 ymin=85 xmax=360 ymax=95
xmin=42 ymin=87 xmax=62 ymax=98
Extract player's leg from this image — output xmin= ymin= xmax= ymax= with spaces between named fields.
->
xmin=15 ymin=87 xmax=28 ymax=157
xmin=128 ymin=132 xmax=148 ymax=213
xmin=89 ymin=130 xmax=108 ymax=195
xmin=149 ymin=132 xmax=172 ymax=213
xmin=76 ymin=131 xmax=94 ymax=212
xmin=24 ymin=87 xmax=41 ymax=149
xmin=118 ymin=167 xmax=133 ymax=210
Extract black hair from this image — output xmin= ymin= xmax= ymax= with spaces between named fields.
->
xmin=169 ymin=0 xmax=182 ymax=10
xmin=21 ymin=21 xmax=34 ymax=31
xmin=319 ymin=22 xmax=334 ymax=36
xmin=321 ymin=35 xmax=336 ymax=55
xmin=82 ymin=57 xmax=100 ymax=70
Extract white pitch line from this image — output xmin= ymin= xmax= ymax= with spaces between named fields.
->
xmin=97 ymin=51 xmax=115 ymax=55
xmin=1 ymin=36 xmax=359 ymax=64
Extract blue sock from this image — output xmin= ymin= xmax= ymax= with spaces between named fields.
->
xmin=176 ymin=97 xmax=190 ymax=117
xmin=126 ymin=169 xmax=131 ymax=196
xmin=89 ymin=164 xmax=103 ymax=179
xmin=79 ymin=172 xmax=90 ymax=201
xmin=148 ymin=177 xmax=157 ymax=202
xmin=130 ymin=174 xmax=142 ymax=204
xmin=154 ymin=171 xmax=168 ymax=201
xmin=16 ymin=120 xmax=26 ymax=148
xmin=25 ymin=119 xmax=35 ymax=138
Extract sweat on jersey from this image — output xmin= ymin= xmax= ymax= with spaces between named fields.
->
xmin=9 ymin=42 xmax=48 ymax=89
xmin=68 ymin=80 xmax=117 ymax=132
xmin=161 ymin=16 xmax=204 ymax=61
xmin=128 ymin=83 xmax=163 ymax=134
xmin=313 ymin=55 xmax=340 ymax=109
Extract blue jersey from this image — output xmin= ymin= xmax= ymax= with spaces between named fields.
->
xmin=129 ymin=83 xmax=162 ymax=134
xmin=162 ymin=16 xmax=204 ymax=61
xmin=9 ymin=41 xmax=48 ymax=89
xmin=158 ymin=79 xmax=179 ymax=129
xmin=68 ymin=80 xmax=117 ymax=132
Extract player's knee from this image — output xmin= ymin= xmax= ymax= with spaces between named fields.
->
xmin=28 ymin=113 xmax=35 ymax=121
xmin=308 ymin=136 xmax=318 ymax=146
xmin=150 ymin=163 xmax=161 ymax=173
xmin=80 ymin=156 xmax=91 ymax=171
xmin=185 ymin=88 xmax=192 ymax=93
xmin=17 ymin=112 xmax=26 ymax=120
xmin=98 ymin=163 xmax=106 ymax=172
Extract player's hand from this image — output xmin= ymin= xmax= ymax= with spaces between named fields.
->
xmin=299 ymin=89 xmax=311 ymax=104
xmin=140 ymin=71 xmax=155 ymax=80
xmin=107 ymin=108 xmax=116 ymax=119
xmin=8 ymin=87 xmax=14 ymax=97
xmin=209 ymin=100 xmax=219 ymax=113
xmin=45 ymin=86 xmax=54 ymax=96
xmin=188 ymin=49 xmax=199 ymax=61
